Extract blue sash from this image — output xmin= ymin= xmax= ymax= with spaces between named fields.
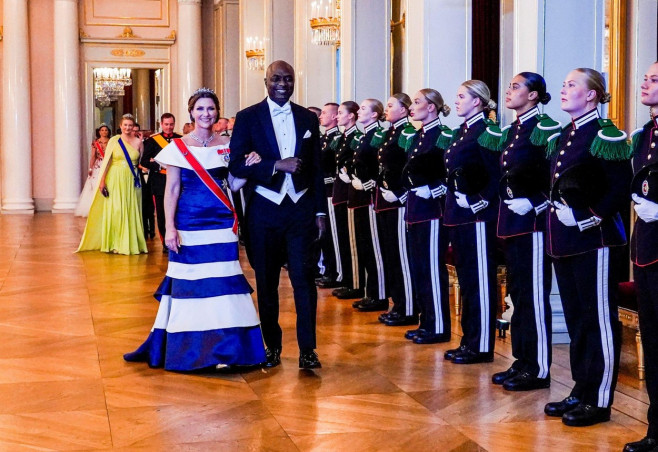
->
xmin=118 ymin=138 xmax=141 ymax=188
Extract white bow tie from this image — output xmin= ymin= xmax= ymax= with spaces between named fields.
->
xmin=272 ymin=105 xmax=291 ymax=117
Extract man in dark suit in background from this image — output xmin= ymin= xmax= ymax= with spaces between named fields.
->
xmin=229 ymin=60 xmax=326 ymax=370
xmin=140 ymin=113 xmax=181 ymax=248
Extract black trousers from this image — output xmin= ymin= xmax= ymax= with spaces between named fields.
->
xmin=553 ymin=247 xmax=622 ymax=408
xmin=449 ymin=222 xmax=497 ymax=353
xmin=333 ymin=202 xmax=357 ymax=289
xmin=352 ymin=205 xmax=386 ymax=300
xmin=153 ymin=193 xmax=166 ymax=242
xmin=377 ymin=208 xmax=413 ymax=315
xmin=504 ymin=232 xmax=552 ymax=378
xmin=246 ymin=194 xmax=318 ymax=351
xmin=141 ymin=175 xmax=155 ymax=237
xmin=318 ymin=197 xmax=338 ymax=280
xmin=407 ymin=218 xmax=450 ymax=334
xmin=635 ymin=262 xmax=658 ymax=437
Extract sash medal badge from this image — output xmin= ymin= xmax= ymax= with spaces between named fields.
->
xmin=643 ymin=178 xmax=650 ymax=197
xmin=218 ymin=147 xmax=231 ymax=163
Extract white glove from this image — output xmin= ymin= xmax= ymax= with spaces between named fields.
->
xmin=380 ymin=187 xmax=399 ymax=203
xmin=411 ymin=185 xmax=431 ymax=199
xmin=504 ymin=198 xmax=533 ymax=216
xmin=633 ymin=193 xmax=658 ymax=223
xmin=338 ymin=168 xmax=351 ymax=183
xmin=362 ymin=179 xmax=376 ymax=191
xmin=351 ymin=176 xmax=364 ymax=190
xmin=554 ymin=201 xmax=577 ymax=227
xmin=454 ymin=191 xmax=470 ymax=209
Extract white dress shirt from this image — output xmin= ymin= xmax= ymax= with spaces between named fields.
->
xmin=255 ymin=97 xmax=307 ymax=204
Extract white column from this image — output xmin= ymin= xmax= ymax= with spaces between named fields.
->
xmin=215 ymin=0 xmax=241 ymax=116
xmin=177 ymin=0 xmax=203 ymax=124
xmin=339 ymin=0 xmax=389 ymax=103
xmin=1 ymin=0 xmax=34 ymax=213
xmin=404 ymin=0 xmax=471 ymax=129
xmin=52 ymin=0 xmax=82 ymax=212
xmin=134 ymin=69 xmax=151 ymax=130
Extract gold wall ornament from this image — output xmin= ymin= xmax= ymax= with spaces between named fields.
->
xmin=605 ymin=0 xmax=626 ymax=131
xmin=390 ymin=12 xmax=405 ymax=32
xmin=79 ymin=28 xmax=89 ymax=39
xmin=110 ymin=48 xmax=146 ymax=57
xmin=0 ymin=26 xmax=3 ymax=42
xmin=165 ymin=30 xmax=176 ymax=40
xmin=118 ymin=27 xmax=138 ymax=39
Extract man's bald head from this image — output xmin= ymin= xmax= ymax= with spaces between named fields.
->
xmin=265 ymin=60 xmax=295 ymax=106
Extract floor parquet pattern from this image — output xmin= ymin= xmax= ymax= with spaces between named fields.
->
xmin=0 ymin=213 xmax=650 ymax=451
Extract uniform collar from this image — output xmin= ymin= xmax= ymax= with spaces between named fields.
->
xmin=344 ymin=125 xmax=357 ymax=135
xmin=364 ymin=121 xmax=379 ymax=133
xmin=393 ymin=117 xmax=409 ymax=129
xmin=325 ymin=126 xmax=339 ymax=135
xmin=572 ymin=109 xmax=600 ymax=129
xmin=422 ymin=117 xmax=442 ymax=132
xmin=517 ymin=106 xmax=540 ymax=124
xmin=465 ymin=111 xmax=485 ymax=128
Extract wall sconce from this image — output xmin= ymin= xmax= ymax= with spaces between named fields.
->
xmin=310 ymin=0 xmax=340 ymax=46
xmin=245 ymin=36 xmax=265 ymax=71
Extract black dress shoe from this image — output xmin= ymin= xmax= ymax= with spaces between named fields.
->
xmin=412 ymin=331 xmax=451 ymax=344
xmin=263 ymin=347 xmax=282 ymax=368
xmin=316 ymin=276 xmax=340 ymax=288
xmin=451 ymin=348 xmax=494 ymax=364
xmin=378 ymin=311 xmax=393 ymax=323
xmin=384 ymin=313 xmax=418 ymax=326
xmin=335 ymin=288 xmax=364 ymax=300
xmin=332 ymin=287 xmax=349 ymax=297
xmin=444 ymin=345 xmax=467 ymax=360
xmin=352 ymin=297 xmax=368 ymax=308
xmin=562 ymin=403 xmax=610 ymax=427
xmin=624 ymin=437 xmax=658 ymax=452
xmin=491 ymin=367 xmax=519 ymax=385
xmin=404 ymin=328 xmax=426 ymax=340
xmin=299 ymin=350 xmax=322 ymax=369
xmin=502 ymin=372 xmax=550 ymax=391
xmin=544 ymin=396 xmax=581 ymax=417
xmin=356 ymin=298 xmax=389 ymax=312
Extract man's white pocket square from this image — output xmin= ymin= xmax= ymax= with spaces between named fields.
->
xmin=303 ymin=130 xmax=312 ymax=139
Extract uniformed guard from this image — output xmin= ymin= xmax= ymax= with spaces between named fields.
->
xmin=140 ymin=113 xmax=182 ymax=248
xmin=350 ymin=99 xmax=387 ymax=312
xmin=331 ymin=101 xmax=363 ymax=300
xmin=491 ymin=72 xmax=555 ymax=391
xmin=543 ymin=68 xmax=631 ymax=427
xmin=443 ymin=80 xmax=501 ymax=364
xmin=375 ymin=93 xmax=417 ymax=326
xmin=624 ymin=61 xmax=658 ymax=452
xmin=315 ymin=102 xmax=342 ymax=289
xmin=398 ymin=89 xmax=452 ymax=343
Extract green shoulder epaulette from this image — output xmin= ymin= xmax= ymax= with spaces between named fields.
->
xmin=370 ymin=126 xmax=387 ymax=148
xmin=350 ymin=131 xmax=364 ymax=150
xmin=329 ymin=134 xmax=341 ymax=151
xmin=435 ymin=125 xmax=455 ymax=150
xmin=545 ymin=131 xmax=562 ymax=158
xmin=590 ymin=118 xmax=631 ymax=160
xmin=530 ymin=113 xmax=562 ymax=147
xmin=398 ymin=123 xmax=417 ymax=151
xmin=477 ymin=119 xmax=504 ymax=152
xmin=629 ymin=123 xmax=648 ymax=158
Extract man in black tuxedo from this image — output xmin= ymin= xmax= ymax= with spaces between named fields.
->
xmin=140 ymin=113 xmax=181 ymax=249
xmin=229 ymin=60 xmax=326 ymax=370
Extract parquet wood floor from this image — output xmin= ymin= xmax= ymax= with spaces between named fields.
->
xmin=0 ymin=213 xmax=650 ymax=451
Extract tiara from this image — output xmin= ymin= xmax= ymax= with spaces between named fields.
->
xmin=122 ymin=113 xmax=135 ymax=119
xmin=193 ymin=87 xmax=215 ymax=96
xmin=98 ymin=122 xmax=108 ymax=128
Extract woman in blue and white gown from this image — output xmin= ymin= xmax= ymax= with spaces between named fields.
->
xmin=124 ymin=89 xmax=265 ymax=371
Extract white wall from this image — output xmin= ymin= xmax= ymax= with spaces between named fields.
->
xmin=628 ymin=0 xmax=658 ymax=131
xmin=239 ymin=0 xmax=267 ymax=108
xmin=215 ymin=0 xmax=240 ymax=117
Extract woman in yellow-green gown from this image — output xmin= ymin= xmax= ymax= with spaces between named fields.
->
xmin=77 ymin=114 xmax=148 ymax=255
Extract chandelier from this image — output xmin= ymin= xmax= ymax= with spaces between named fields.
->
xmin=94 ymin=68 xmax=132 ymax=107
xmin=310 ymin=0 xmax=340 ymax=46
xmin=245 ymin=37 xmax=265 ymax=71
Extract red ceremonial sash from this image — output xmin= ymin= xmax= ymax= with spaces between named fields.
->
xmin=173 ymin=138 xmax=238 ymax=235
xmin=94 ymin=140 xmax=105 ymax=158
